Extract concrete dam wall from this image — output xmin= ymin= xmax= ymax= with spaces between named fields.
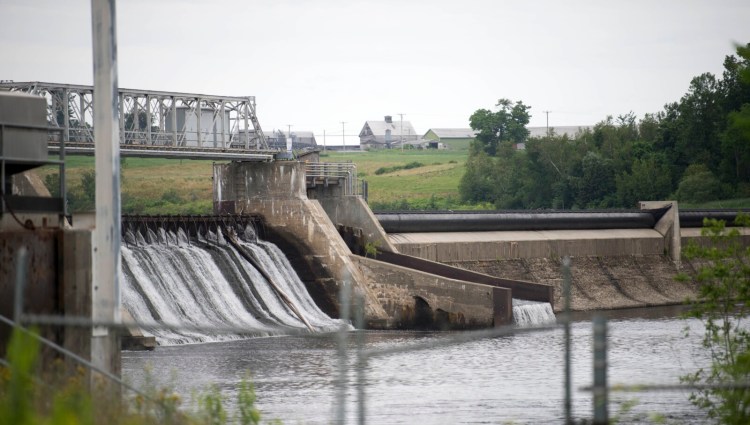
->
xmin=379 ymin=206 xmax=750 ymax=312
xmin=212 ymin=161 xmax=529 ymax=329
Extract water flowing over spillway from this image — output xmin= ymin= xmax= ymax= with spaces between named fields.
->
xmin=121 ymin=227 xmax=345 ymax=345
xmin=512 ymin=299 xmax=556 ymax=326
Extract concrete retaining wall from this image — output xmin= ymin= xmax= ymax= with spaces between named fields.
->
xmin=316 ymin=196 xmax=397 ymax=253
xmin=354 ymin=255 xmax=510 ymax=328
xmin=375 ymin=250 xmax=553 ymax=307
xmin=390 ymin=229 xmax=666 ymax=262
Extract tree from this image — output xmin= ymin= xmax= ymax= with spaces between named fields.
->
xmin=459 ymin=150 xmax=496 ymax=203
xmin=469 ymin=99 xmax=531 ymax=156
xmin=676 ymin=164 xmax=724 ymax=204
xmin=720 ymin=104 xmax=750 ymax=186
xmin=575 ymin=151 xmax=616 ymax=208
xmin=615 ymin=155 xmax=672 ymax=207
xmin=679 ymin=214 xmax=750 ymax=424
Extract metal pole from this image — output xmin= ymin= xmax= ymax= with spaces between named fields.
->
xmin=544 ymin=110 xmax=550 ymax=137
xmin=562 ymin=256 xmax=572 ymax=424
xmin=335 ymin=278 xmax=352 ymax=424
xmin=287 ymin=124 xmax=292 ymax=151
xmin=341 ymin=121 xmax=346 ymax=152
xmin=196 ymin=98 xmax=202 ymax=148
xmin=146 ymin=95 xmax=152 ymax=145
xmin=243 ymin=103 xmax=250 ymax=149
xmin=355 ymin=291 xmax=366 ymax=425
xmin=323 ymin=129 xmax=326 ymax=152
xmin=13 ymin=247 xmax=28 ymax=325
xmin=171 ymin=97 xmax=178 ymax=146
xmin=91 ymin=0 xmax=122 ymax=359
xmin=399 ymin=113 xmax=403 ymax=151
xmin=220 ymin=101 xmax=226 ymax=149
xmin=593 ymin=315 xmax=608 ymax=424
xmin=63 ymin=88 xmax=70 ymax=142
xmin=60 ymin=123 xmax=67 ymax=218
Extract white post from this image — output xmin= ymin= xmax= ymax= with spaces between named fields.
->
xmin=91 ymin=0 xmax=121 ymax=374
xmin=341 ymin=121 xmax=346 ymax=151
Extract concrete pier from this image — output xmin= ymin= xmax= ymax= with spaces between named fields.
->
xmin=213 ymin=161 xmax=516 ymax=328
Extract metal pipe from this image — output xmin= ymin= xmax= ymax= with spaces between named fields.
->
xmin=376 ymin=210 xmax=666 ymax=233
xmin=375 ymin=209 xmax=750 ymax=232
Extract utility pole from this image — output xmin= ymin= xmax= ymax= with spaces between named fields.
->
xmin=91 ymin=0 xmax=121 ymax=379
xmin=341 ymin=121 xmax=346 ymax=151
xmin=287 ymin=124 xmax=292 ymax=151
xmin=399 ymin=113 xmax=404 ymax=152
xmin=543 ymin=110 xmax=551 ymax=137
xmin=323 ymin=129 xmax=326 ymax=152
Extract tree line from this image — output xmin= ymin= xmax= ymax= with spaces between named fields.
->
xmin=460 ymin=43 xmax=750 ymax=209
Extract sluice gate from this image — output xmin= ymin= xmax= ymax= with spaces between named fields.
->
xmin=121 ymin=214 xmax=264 ymax=241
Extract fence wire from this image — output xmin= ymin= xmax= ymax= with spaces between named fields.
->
xmin=5 ymin=251 xmax=749 ymax=424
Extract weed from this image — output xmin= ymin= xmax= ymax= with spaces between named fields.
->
xmin=0 ymin=328 xmax=276 ymax=425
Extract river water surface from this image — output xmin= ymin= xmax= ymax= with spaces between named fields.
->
xmin=122 ymin=306 xmax=711 ymax=424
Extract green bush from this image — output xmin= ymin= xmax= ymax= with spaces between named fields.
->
xmin=678 ymin=213 xmax=750 ymax=423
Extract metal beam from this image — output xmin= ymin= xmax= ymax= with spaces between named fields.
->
xmin=0 ymin=81 xmax=270 ymax=150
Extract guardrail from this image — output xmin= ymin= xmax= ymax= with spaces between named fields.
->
xmin=305 ymin=162 xmax=359 ymax=196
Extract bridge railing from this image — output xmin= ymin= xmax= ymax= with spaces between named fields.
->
xmin=305 ymin=162 xmax=360 ymax=196
xmin=0 ymin=81 xmax=271 ymax=152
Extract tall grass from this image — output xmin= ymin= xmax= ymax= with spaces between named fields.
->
xmin=0 ymin=328 xmax=270 ymax=425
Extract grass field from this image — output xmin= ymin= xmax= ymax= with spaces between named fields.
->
xmin=39 ymin=148 xmax=471 ymax=213
xmin=321 ymin=149 xmax=470 ymax=208
xmin=37 ymin=151 xmax=750 ymax=213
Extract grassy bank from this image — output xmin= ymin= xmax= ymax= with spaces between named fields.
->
xmin=40 ymin=148 xmax=474 ymax=213
xmin=321 ymin=149 xmax=478 ymax=210
xmin=40 ymin=151 xmax=750 ymax=214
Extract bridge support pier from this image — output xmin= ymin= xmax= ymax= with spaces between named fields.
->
xmin=213 ymin=161 xmax=389 ymax=325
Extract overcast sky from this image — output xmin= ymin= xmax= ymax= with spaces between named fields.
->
xmin=1 ymin=0 xmax=749 ymax=145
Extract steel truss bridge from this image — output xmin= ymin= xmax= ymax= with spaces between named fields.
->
xmin=0 ymin=81 xmax=280 ymax=161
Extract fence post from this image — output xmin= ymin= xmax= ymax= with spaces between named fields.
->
xmin=335 ymin=278 xmax=352 ymax=424
xmin=562 ymin=256 xmax=572 ymax=424
xmin=13 ymin=246 xmax=29 ymax=325
xmin=593 ymin=315 xmax=608 ymax=424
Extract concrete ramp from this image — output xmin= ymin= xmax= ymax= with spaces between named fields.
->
xmin=372 ymin=250 xmax=554 ymax=307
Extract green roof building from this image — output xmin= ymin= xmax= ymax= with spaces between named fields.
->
xmin=423 ymin=128 xmax=477 ymax=150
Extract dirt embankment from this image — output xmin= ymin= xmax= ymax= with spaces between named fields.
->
xmin=449 ymin=256 xmax=700 ymax=312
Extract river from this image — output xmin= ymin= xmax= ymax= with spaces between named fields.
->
xmin=122 ymin=306 xmax=711 ymax=424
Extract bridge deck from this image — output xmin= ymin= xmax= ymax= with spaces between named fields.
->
xmin=50 ymin=142 xmax=276 ymax=161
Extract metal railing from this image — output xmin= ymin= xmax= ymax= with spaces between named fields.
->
xmin=0 ymin=81 xmax=273 ymax=152
xmin=305 ymin=162 xmax=360 ymax=196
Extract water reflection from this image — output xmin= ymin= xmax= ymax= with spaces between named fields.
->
xmin=122 ymin=307 xmax=710 ymax=424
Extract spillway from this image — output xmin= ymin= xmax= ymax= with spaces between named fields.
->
xmin=512 ymin=299 xmax=556 ymax=326
xmin=121 ymin=227 xmax=345 ymax=345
